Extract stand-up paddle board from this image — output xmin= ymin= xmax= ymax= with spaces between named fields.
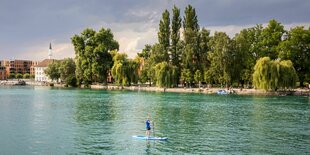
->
xmin=132 ymin=135 xmax=168 ymax=141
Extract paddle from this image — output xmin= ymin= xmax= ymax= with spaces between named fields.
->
xmin=152 ymin=121 xmax=155 ymax=138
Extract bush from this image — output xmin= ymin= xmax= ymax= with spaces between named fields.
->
xmin=9 ymin=73 xmax=15 ymax=79
xmin=23 ymin=73 xmax=30 ymax=79
xmin=16 ymin=73 xmax=23 ymax=79
xmin=65 ymin=75 xmax=77 ymax=87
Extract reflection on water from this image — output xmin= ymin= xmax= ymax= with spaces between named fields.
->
xmin=0 ymin=86 xmax=309 ymax=154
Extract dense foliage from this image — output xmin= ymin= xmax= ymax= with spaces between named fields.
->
xmin=44 ymin=60 xmax=60 ymax=81
xmin=133 ymin=5 xmax=309 ymax=89
xmin=111 ymin=52 xmax=139 ymax=86
xmin=66 ymin=5 xmax=309 ymax=90
xmin=71 ymin=28 xmax=119 ymax=87
xmin=44 ymin=58 xmax=77 ymax=87
xmin=253 ymin=57 xmax=297 ymax=90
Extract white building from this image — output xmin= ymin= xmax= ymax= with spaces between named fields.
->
xmin=34 ymin=59 xmax=54 ymax=82
xmin=35 ymin=43 xmax=55 ymax=82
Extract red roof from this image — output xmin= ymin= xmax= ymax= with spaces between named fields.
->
xmin=35 ymin=59 xmax=55 ymax=67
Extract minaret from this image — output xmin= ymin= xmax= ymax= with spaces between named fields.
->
xmin=48 ymin=43 xmax=52 ymax=59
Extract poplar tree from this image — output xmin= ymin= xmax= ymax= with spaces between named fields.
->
xmin=198 ymin=28 xmax=211 ymax=75
xmin=182 ymin=4 xmax=199 ymax=77
xmin=171 ymin=6 xmax=182 ymax=67
xmin=158 ymin=9 xmax=170 ymax=61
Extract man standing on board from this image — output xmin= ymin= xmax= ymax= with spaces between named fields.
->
xmin=146 ymin=114 xmax=151 ymax=137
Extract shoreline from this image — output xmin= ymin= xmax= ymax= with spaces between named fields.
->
xmin=81 ymin=84 xmax=310 ymax=97
xmin=1 ymin=80 xmax=309 ymax=96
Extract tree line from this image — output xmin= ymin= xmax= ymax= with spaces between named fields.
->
xmin=45 ymin=5 xmax=310 ymax=91
xmin=7 ymin=73 xmax=33 ymax=79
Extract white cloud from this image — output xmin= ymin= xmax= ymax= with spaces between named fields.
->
xmin=207 ymin=22 xmax=310 ymax=37
xmin=51 ymin=43 xmax=75 ymax=59
xmin=114 ymin=27 xmax=157 ymax=58
xmin=284 ymin=22 xmax=310 ymax=30
xmin=14 ymin=21 xmax=310 ymax=62
xmin=16 ymin=42 xmax=74 ymax=61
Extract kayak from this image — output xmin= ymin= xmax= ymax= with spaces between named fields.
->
xmin=132 ymin=135 xmax=168 ymax=141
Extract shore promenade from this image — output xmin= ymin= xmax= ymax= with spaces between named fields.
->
xmin=1 ymin=80 xmax=309 ymax=96
xmin=90 ymin=85 xmax=310 ymax=96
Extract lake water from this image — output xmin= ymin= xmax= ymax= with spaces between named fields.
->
xmin=0 ymin=86 xmax=309 ymax=154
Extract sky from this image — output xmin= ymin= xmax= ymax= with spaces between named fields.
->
xmin=0 ymin=0 xmax=310 ymax=60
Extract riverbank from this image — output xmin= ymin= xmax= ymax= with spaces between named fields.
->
xmin=91 ymin=84 xmax=309 ymax=96
xmin=1 ymin=80 xmax=309 ymax=96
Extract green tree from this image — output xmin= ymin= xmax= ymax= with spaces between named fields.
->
xmin=92 ymin=28 xmax=118 ymax=84
xmin=149 ymin=43 xmax=167 ymax=64
xmin=170 ymin=6 xmax=182 ymax=86
xmin=194 ymin=70 xmax=202 ymax=88
xmin=171 ymin=5 xmax=182 ymax=67
xmin=59 ymin=58 xmax=77 ymax=87
xmin=232 ymin=24 xmax=266 ymax=87
xmin=9 ymin=73 xmax=15 ymax=79
xmin=279 ymin=60 xmax=298 ymax=89
xmin=112 ymin=61 xmax=126 ymax=86
xmin=260 ymin=19 xmax=285 ymax=59
xmin=23 ymin=73 xmax=30 ymax=79
xmin=182 ymin=4 xmax=200 ymax=77
xmin=111 ymin=53 xmax=139 ymax=86
xmin=207 ymin=32 xmax=234 ymax=86
xmin=72 ymin=28 xmax=96 ymax=86
xmin=45 ymin=61 xmax=60 ymax=82
xmin=71 ymin=27 xmax=119 ymax=87
xmin=154 ymin=62 xmax=177 ymax=88
xmin=137 ymin=45 xmax=152 ymax=85
xmin=198 ymin=28 xmax=211 ymax=72
xmin=16 ymin=73 xmax=23 ymax=79
xmin=278 ymin=26 xmax=310 ymax=86
xmin=234 ymin=28 xmax=253 ymax=87
xmin=158 ymin=10 xmax=170 ymax=52
xmin=125 ymin=59 xmax=139 ymax=85
xmin=137 ymin=44 xmax=152 ymax=59
xmin=253 ymin=57 xmax=297 ymax=90
xmin=154 ymin=62 xmax=170 ymax=87
xmin=180 ymin=68 xmax=192 ymax=87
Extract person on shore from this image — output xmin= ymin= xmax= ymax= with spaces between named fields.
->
xmin=146 ymin=115 xmax=151 ymax=137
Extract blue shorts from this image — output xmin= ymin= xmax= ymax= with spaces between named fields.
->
xmin=146 ymin=127 xmax=151 ymax=130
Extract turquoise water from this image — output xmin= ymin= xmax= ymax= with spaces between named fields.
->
xmin=0 ymin=86 xmax=309 ymax=154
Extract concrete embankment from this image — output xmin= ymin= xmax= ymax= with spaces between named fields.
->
xmin=93 ymin=85 xmax=310 ymax=96
xmin=123 ymin=86 xmax=309 ymax=96
xmin=2 ymin=80 xmax=308 ymax=96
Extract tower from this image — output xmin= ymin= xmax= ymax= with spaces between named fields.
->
xmin=48 ymin=43 xmax=52 ymax=59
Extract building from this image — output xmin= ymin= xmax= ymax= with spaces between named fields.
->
xmin=34 ymin=43 xmax=55 ymax=82
xmin=30 ymin=61 xmax=39 ymax=76
xmin=34 ymin=59 xmax=55 ymax=82
xmin=0 ymin=61 xmax=6 ymax=80
xmin=3 ymin=59 xmax=33 ymax=78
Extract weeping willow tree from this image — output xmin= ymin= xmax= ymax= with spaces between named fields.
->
xmin=253 ymin=57 xmax=297 ymax=91
xmin=111 ymin=53 xmax=139 ymax=86
xmin=111 ymin=62 xmax=126 ymax=86
xmin=279 ymin=60 xmax=298 ymax=89
xmin=154 ymin=62 xmax=177 ymax=88
xmin=125 ymin=60 xmax=139 ymax=85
